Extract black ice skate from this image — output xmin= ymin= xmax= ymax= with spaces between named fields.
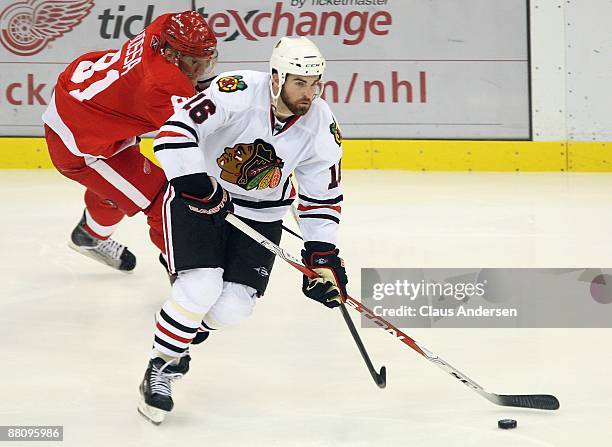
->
xmin=138 ymin=357 xmax=188 ymax=425
xmin=68 ymin=212 xmax=136 ymax=272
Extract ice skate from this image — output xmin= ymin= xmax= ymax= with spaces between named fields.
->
xmin=68 ymin=212 xmax=136 ymax=272
xmin=138 ymin=356 xmax=188 ymax=425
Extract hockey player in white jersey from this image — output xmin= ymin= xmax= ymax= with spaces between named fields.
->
xmin=137 ymin=37 xmax=347 ymax=425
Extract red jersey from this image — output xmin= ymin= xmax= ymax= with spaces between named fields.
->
xmin=43 ymin=14 xmax=195 ymax=159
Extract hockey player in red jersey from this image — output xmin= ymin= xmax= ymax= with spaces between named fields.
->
xmin=42 ymin=11 xmax=218 ymax=271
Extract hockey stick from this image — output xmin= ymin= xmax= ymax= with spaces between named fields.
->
xmin=281 ymin=223 xmax=303 ymax=241
xmin=226 ymin=213 xmax=560 ymax=410
xmin=338 ymin=301 xmax=387 ymax=388
xmin=281 ymin=209 xmax=386 ymax=388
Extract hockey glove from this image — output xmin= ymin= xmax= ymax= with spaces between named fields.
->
xmin=170 ymin=173 xmax=233 ymax=227
xmin=301 ymin=241 xmax=348 ymax=309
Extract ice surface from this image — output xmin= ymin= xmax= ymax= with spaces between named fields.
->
xmin=1 ymin=170 xmax=611 ymax=446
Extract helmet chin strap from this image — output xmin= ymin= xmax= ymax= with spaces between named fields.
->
xmin=270 ymin=72 xmax=285 ymax=110
xmin=270 ymin=91 xmax=293 ymax=120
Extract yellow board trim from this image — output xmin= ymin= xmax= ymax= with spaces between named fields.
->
xmin=343 ymin=140 xmax=569 ymax=172
xmin=1 ymin=138 xmax=55 ymax=169
xmin=1 ymin=137 xmax=611 ymax=172
xmin=567 ymin=142 xmax=612 ymax=172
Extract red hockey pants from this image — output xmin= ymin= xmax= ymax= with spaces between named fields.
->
xmin=44 ymin=125 xmax=166 ymax=253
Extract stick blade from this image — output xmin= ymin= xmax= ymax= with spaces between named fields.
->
xmin=495 ymin=394 xmax=560 ymax=410
xmin=377 ymin=366 xmax=387 ymax=389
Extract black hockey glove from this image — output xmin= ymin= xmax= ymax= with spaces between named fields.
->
xmin=301 ymin=241 xmax=348 ymax=309
xmin=170 ymin=173 xmax=233 ymax=227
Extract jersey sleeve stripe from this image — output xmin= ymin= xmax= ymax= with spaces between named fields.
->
xmin=154 ymin=136 xmax=194 ymax=147
xmin=163 ymin=120 xmax=199 ymax=142
xmin=298 ymin=193 xmax=343 ymax=205
xmin=153 ymin=142 xmax=200 ymax=152
xmin=156 ymin=131 xmax=188 ymax=139
xmin=156 ymin=148 xmax=206 ymax=180
xmin=298 ymin=213 xmax=340 ymax=224
xmin=297 ymin=204 xmax=341 ymax=213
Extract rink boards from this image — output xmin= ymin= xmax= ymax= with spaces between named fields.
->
xmin=0 ymin=137 xmax=610 ymax=172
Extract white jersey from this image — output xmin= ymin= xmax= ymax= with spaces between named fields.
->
xmin=154 ymin=70 xmax=343 ymax=245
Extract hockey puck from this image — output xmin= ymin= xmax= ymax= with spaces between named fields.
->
xmin=498 ymin=419 xmax=517 ymax=429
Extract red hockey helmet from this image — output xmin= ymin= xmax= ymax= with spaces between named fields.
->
xmin=160 ymin=11 xmax=217 ymax=58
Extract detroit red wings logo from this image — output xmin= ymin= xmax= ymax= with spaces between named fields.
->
xmin=0 ymin=0 xmax=93 ymax=56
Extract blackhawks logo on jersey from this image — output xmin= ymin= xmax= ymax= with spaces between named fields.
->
xmin=217 ymin=75 xmax=248 ymax=93
xmin=330 ymin=120 xmax=342 ymax=146
xmin=217 ymin=139 xmax=284 ymax=191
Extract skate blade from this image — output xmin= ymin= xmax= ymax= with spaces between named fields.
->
xmin=137 ymin=398 xmax=167 ymax=425
xmin=67 ymin=241 xmax=133 ymax=274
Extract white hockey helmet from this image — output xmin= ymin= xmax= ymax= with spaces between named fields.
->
xmin=269 ymin=36 xmax=326 ymax=105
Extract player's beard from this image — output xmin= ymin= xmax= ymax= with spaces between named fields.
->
xmin=281 ymin=90 xmax=312 ymax=116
